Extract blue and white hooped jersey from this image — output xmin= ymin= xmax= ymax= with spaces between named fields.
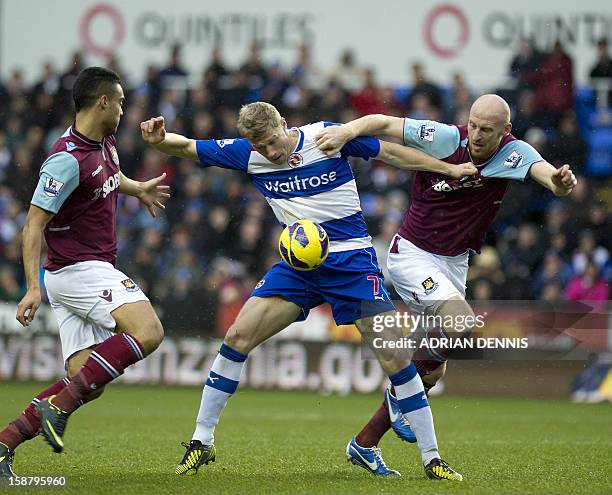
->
xmin=196 ymin=122 xmax=381 ymax=252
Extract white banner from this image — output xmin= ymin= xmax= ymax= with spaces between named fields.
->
xmin=0 ymin=334 xmax=388 ymax=394
xmin=3 ymin=0 xmax=611 ymax=86
xmin=0 ymin=302 xmax=381 ymax=393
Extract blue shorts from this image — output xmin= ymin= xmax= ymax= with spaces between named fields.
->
xmin=251 ymin=247 xmax=395 ymax=325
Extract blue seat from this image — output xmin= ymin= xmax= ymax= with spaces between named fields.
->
xmin=586 ymin=128 xmax=612 ymax=176
xmin=393 ymin=86 xmax=410 ymax=103
xmin=575 ymin=85 xmax=596 ymax=131
xmin=588 ymin=109 xmax=612 ymax=128
xmin=576 ymin=85 xmax=596 ymax=106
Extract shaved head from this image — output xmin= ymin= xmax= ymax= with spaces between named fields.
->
xmin=470 ymin=94 xmax=511 ymax=126
xmin=467 ymin=94 xmax=512 ymax=161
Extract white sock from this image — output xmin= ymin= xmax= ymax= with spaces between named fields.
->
xmin=192 ymin=344 xmax=247 ymax=444
xmin=390 ymin=363 xmax=440 ymax=465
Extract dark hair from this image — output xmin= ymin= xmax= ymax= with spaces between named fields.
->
xmin=72 ymin=67 xmax=121 ymax=112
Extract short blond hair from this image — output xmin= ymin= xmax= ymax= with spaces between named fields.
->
xmin=237 ymin=102 xmax=282 ymax=140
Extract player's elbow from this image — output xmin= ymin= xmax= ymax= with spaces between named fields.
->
xmin=182 ymin=139 xmax=198 ymax=160
xmin=24 ymin=209 xmax=51 ymax=233
xmin=377 ymin=142 xmax=398 ymax=164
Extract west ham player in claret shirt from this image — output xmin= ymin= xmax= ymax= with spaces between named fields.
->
xmin=316 ymin=94 xmax=577 ymax=473
xmin=0 ymin=67 xmax=169 ymax=477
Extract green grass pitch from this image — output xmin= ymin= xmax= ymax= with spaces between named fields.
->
xmin=1 ymin=382 xmax=611 ymax=494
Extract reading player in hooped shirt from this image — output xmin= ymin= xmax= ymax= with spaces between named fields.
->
xmin=141 ymin=102 xmax=476 ymax=480
xmin=316 ymin=94 xmax=577 ymax=464
xmin=0 ymin=67 xmax=169 ymax=476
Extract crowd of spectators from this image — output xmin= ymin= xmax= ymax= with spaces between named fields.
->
xmin=0 ymin=41 xmax=609 ymax=334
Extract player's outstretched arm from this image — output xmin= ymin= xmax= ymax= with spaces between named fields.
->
xmin=376 ymin=140 xmax=477 ymax=179
xmin=140 ymin=116 xmax=198 ymax=160
xmin=16 ymin=205 xmax=54 ymax=326
xmin=119 ymin=171 xmax=170 ymax=217
xmin=316 ymin=115 xmax=404 ymax=155
xmin=529 ymin=161 xmax=577 ymax=196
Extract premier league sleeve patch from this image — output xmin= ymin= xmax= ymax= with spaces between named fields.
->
xmin=31 ymin=152 xmax=80 ymax=214
xmin=503 ymin=151 xmax=524 ymax=168
xmin=481 ymin=140 xmax=542 ymax=181
xmin=403 ymin=119 xmax=460 ymax=159
xmin=418 ymin=124 xmax=436 ymax=142
xmin=43 ymin=177 xmax=65 ymax=197
xmin=215 ymin=139 xmax=235 ymax=148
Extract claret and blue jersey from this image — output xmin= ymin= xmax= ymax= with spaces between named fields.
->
xmin=398 ymin=118 xmax=544 ymax=257
xmin=31 ymin=126 xmax=121 ymax=271
xmin=196 ymin=121 xmax=395 ymax=324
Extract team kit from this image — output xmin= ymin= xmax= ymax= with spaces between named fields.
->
xmin=0 ymin=67 xmax=576 ymax=481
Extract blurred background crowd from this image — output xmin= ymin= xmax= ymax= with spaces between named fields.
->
xmin=0 ymin=38 xmax=610 ymax=333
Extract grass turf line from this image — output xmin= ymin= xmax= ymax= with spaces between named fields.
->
xmin=1 ymin=382 xmax=611 ymax=494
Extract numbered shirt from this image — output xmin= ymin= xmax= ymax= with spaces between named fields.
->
xmin=196 ymin=122 xmax=381 ymax=252
xmin=399 ymin=119 xmax=543 ymax=256
xmin=31 ymin=126 xmax=121 ymax=271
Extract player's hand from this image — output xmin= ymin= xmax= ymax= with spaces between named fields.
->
xmin=137 ymin=173 xmax=170 ymax=217
xmin=448 ymin=162 xmax=478 ymax=180
xmin=315 ymin=125 xmax=353 ymax=156
xmin=551 ymin=164 xmax=577 ymax=194
xmin=140 ymin=116 xmax=166 ymax=145
xmin=16 ymin=287 xmax=42 ymax=327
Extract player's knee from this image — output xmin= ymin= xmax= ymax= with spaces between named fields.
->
xmin=381 ymin=357 xmax=411 ymax=378
xmin=455 ymin=305 xmax=476 ymax=336
xmin=67 ymin=362 xmax=81 ymax=378
xmin=128 ymin=318 xmax=164 ymax=355
xmin=422 ymin=361 xmax=447 ymax=386
xmin=67 ymin=349 xmax=92 ymax=377
xmin=438 ymin=299 xmax=476 ymax=337
xmin=224 ymin=323 xmax=254 ymax=355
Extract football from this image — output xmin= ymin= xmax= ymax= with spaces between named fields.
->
xmin=278 ymin=220 xmax=330 ymax=271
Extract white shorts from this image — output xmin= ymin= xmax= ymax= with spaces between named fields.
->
xmin=387 ymin=235 xmax=469 ymax=315
xmin=44 ymin=260 xmax=149 ymax=364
